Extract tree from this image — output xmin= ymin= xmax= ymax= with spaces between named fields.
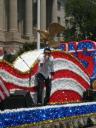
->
xmin=65 ymin=0 xmax=96 ymax=40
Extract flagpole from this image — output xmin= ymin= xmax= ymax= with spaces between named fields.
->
xmin=37 ymin=0 xmax=40 ymax=50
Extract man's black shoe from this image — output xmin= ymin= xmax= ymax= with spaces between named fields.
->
xmin=37 ymin=103 xmax=42 ymax=106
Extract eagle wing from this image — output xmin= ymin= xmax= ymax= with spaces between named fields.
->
xmin=48 ymin=22 xmax=65 ymax=37
xmin=34 ymin=28 xmax=49 ymax=41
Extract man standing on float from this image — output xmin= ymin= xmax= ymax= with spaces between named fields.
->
xmin=35 ymin=48 xmax=54 ymax=105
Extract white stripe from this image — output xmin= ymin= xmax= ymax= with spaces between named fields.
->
xmin=53 ymin=58 xmax=90 ymax=84
xmin=0 ymin=69 xmax=35 ymax=87
xmin=0 ymin=89 xmax=5 ymax=100
xmin=51 ymin=78 xmax=86 ymax=96
xmin=0 ymin=80 xmax=9 ymax=96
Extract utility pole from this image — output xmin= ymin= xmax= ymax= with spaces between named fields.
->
xmin=37 ymin=0 xmax=40 ymax=50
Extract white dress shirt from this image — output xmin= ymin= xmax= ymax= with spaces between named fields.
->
xmin=37 ymin=54 xmax=54 ymax=79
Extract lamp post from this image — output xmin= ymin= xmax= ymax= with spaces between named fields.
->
xmin=19 ymin=56 xmax=32 ymax=86
xmin=37 ymin=0 xmax=40 ymax=50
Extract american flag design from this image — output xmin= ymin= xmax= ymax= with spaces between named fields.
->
xmin=60 ymin=40 xmax=96 ymax=78
xmin=0 ymin=51 xmax=90 ymax=103
xmin=0 ymin=77 xmax=10 ymax=101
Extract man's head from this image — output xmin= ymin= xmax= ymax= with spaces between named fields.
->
xmin=44 ymin=48 xmax=51 ymax=58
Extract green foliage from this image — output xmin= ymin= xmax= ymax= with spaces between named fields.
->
xmin=3 ymin=54 xmax=16 ymax=63
xmin=16 ymin=42 xmax=36 ymax=57
xmin=65 ymin=0 xmax=96 ymax=41
xmin=17 ymin=42 xmax=45 ymax=56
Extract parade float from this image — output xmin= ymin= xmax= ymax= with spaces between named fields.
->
xmin=0 ymin=22 xmax=96 ymax=127
xmin=0 ymin=39 xmax=96 ymax=128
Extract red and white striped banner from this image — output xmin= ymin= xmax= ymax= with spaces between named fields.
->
xmin=0 ymin=51 xmax=90 ymax=103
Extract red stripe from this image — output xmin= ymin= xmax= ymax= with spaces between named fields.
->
xmin=0 ymin=87 xmax=5 ymax=100
xmin=0 ymin=61 xmax=38 ymax=78
xmin=5 ymin=82 xmax=36 ymax=92
xmin=71 ymin=51 xmax=94 ymax=76
xmin=49 ymin=90 xmax=82 ymax=103
xmin=0 ymin=61 xmax=31 ymax=78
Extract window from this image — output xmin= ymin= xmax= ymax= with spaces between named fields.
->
xmin=57 ymin=17 xmax=61 ymax=24
xmin=57 ymin=1 xmax=61 ymax=10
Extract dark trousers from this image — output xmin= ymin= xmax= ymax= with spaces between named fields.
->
xmin=35 ymin=73 xmax=51 ymax=105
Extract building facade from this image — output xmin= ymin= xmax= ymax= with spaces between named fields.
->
xmin=0 ymin=0 xmax=65 ymax=52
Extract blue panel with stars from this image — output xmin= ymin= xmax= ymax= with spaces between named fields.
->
xmin=0 ymin=102 xmax=96 ymax=128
